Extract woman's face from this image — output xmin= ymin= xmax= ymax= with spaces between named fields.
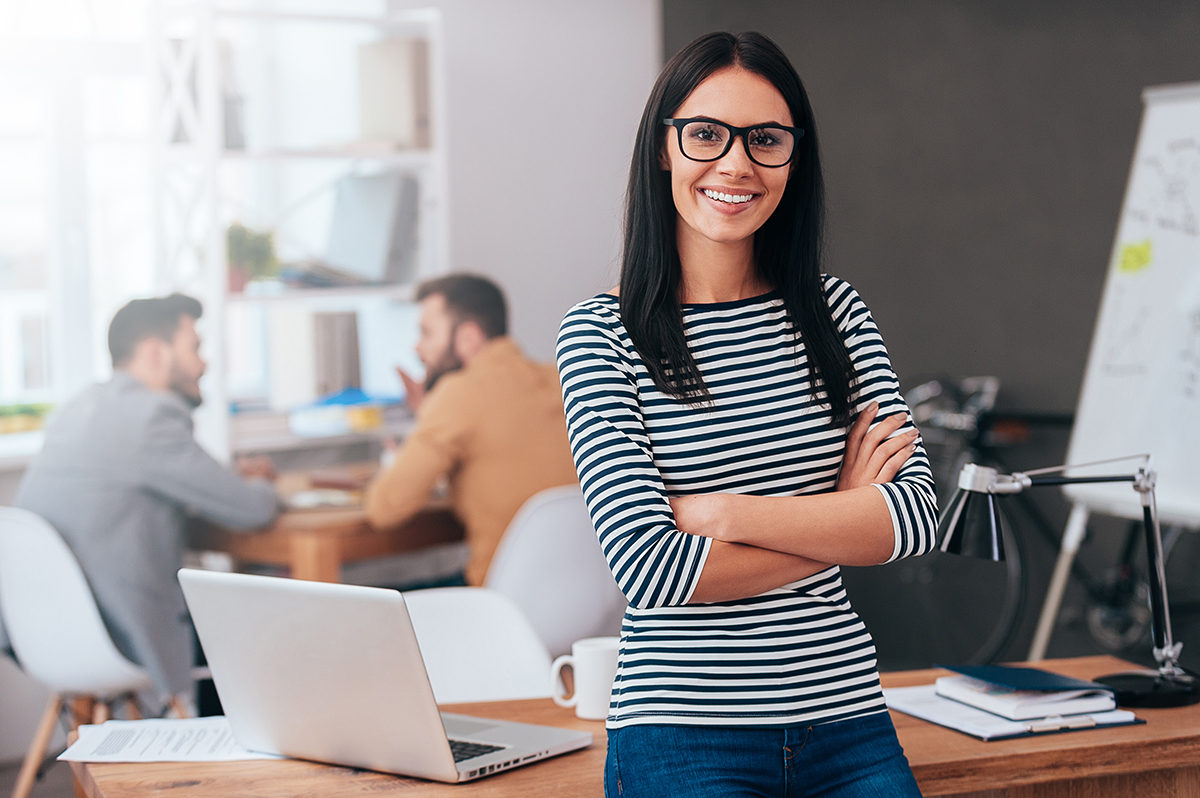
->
xmin=662 ymin=67 xmax=794 ymax=253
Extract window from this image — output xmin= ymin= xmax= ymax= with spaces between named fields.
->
xmin=0 ymin=0 xmax=155 ymax=456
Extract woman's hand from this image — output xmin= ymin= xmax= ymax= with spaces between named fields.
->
xmin=670 ymin=493 xmax=736 ymax=540
xmin=838 ymin=401 xmax=918 ymax=491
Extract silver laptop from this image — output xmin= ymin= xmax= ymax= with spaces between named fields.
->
xmin=178 ymin=569 xmax=592 ymax=783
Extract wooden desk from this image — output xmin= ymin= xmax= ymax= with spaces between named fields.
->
xmin=187 ymin=467 xmax=465 ymax=582
xmin=71 ymin=700 xmax=604 ymax=797
xmin=69 ymin=657 xmax=1200 ymax=797
xmin=884 ymin=655 xmax=1200 ymax=797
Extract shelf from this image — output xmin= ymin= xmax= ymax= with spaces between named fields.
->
xmin=226 ymin=283 xmax=417 ymax=305
xmin=163 ymin=145 xmax=435 ymax=168
xmin=231 ymin=409 xmax=415 ymax=455
xmin=158 ymin=5 xmax=440 ymax=30
xmin=152 ymin=3 xmax=447 ymax=462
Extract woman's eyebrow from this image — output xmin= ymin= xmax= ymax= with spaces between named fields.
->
xmin=684 ymin=116 xmax=792 ymax=128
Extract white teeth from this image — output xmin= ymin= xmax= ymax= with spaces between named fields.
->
xmin=703 ymin=189 xmax=753 ymax=204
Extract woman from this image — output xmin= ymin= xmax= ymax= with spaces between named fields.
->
xmin=556 ymin=31 xmax=938 ymax=797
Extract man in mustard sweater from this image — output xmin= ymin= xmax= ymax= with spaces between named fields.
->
xmin=364 ymin=275 xmax=578 ymax=586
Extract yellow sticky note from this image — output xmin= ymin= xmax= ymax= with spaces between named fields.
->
xmin=1118 ymin=239 xmax=1152 ymax=273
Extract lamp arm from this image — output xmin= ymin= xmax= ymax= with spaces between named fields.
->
xmin=1023 ymin=474 xmax=1137 ymax=487
xmin=1137 ymin=475 xmax=1182 ymax=673
xmin=1017 ymin=454 xmax=1151 ymax=478
xmin=995 ymin=466 xmax=1181 ymax=674
xmin=988 ymin=472 xmax=1138 ymax=493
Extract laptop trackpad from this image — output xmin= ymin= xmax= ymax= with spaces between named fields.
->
xmin=443 ymin=716 xmax=502 ymax=737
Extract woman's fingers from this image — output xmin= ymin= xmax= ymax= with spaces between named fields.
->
xmin=859 ymin=411 xmax=907 ymax=453
xmin=865 ymin=429 xmax=919 ymax=478
xmin=854 ymin=413 xmax=907 ymax=469
xmin=876 ymin=440 xmax=918 ymax=483
xmin=840 ymin=406 xmax=920 ymax=489
xmin=844 ymin=402 xmax=878 ymax=469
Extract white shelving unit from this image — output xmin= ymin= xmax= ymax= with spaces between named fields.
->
xmin=149 ymin=3 xmax=448 ymax=460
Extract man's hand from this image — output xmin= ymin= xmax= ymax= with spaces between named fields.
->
xmin=838 ymin=401 xmax=918 ymax=491
xmin=397 ymin=367 xmax=426 ymax=413
xmin=236 ymin=455 xmax=276 ymax=482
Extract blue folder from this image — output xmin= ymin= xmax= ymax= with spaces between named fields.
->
xmin=937 ymin=664 xmax=1116 ymax=694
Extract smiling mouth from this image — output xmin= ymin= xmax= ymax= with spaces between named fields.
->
xmin=701 ymin=188 xmax=758 ymax=204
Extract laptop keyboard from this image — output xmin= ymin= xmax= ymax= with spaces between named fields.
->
xmin=449 ymin=739 xmax=506 ymax=762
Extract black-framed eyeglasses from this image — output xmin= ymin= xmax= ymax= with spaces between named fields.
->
xmin=662 ymin=117 xmax=804 ymax=168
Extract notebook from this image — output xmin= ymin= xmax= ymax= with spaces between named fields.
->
xmin=934 ymin=664 xmax=1117 ymax=720
xmin=178 ymin=569 xmax=591 ymax=783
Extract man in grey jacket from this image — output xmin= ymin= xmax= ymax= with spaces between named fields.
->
xmin=11 ymin=293 xmax=278 ymax=703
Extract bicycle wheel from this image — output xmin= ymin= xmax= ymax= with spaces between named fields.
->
xmin=840 ymin=502 xmax=1026 ymax=669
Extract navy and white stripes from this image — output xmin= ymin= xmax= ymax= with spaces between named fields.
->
xmin=556 ymin=276 xmax=938 ymax=729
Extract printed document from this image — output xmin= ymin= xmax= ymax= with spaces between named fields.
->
xmin=884 ymin=684 xmax=1140 ymax=741
xmin=58 ymin=717 xmax=283 ymax=762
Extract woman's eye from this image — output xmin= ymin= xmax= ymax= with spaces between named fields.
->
xmin=686 ymin=125 xmax=725 ymax=144
xmin=749 ymin=130 xmax=782 ymax=147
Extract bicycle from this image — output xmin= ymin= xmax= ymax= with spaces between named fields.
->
xmin=844 ymin=375 xmax=1199 ymax=670
xmin=842 ymin=376 xmax=1028 ymax=667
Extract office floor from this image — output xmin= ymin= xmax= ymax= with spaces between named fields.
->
xmin=0 ymin=758 xmax=74 ymax=798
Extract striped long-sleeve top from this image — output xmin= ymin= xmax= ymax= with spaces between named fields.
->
xmin=555 ymin=276 xmax=938 ymax=729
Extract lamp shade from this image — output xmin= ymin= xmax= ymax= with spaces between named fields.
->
xmin=937 ymin=470 xmax=1006 ymax=562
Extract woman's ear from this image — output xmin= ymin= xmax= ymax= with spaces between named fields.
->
xmin=659 ymin=138 xmax=671 ymax=171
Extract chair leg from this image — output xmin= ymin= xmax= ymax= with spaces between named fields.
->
xmin=11 ymin=694 xmax=62 ymax=798
xmin=70 ymin=696 xmax=94 ymax=732
xmin=167 ymin=695 xmax=192 ymax=719
xmin=91 ymin=701 xmax=110 ymax=724
xmin=123 ymin=694 xmax=142 ymax=720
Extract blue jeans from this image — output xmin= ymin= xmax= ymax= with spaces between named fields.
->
xmin=604 ymin=712 xmax=921 ymax=798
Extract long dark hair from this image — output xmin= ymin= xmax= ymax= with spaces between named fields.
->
xmin=619 ymin=31 xmax=856 ymax=426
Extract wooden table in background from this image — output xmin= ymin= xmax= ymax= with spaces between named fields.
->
xmin=187 ymin=465 xmax=465 ymax=582
xmin=70 ymin=656 xmax=1200 ymax=797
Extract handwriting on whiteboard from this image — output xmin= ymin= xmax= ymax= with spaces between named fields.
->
xmin=1126 ymin=137 xmax=1200 ymax=237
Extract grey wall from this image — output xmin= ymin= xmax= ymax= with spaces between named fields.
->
xmin=665 ymin=1 xmax=1200 ymax=412
xmin=663 ymin=1 xmax=1200 ymax=668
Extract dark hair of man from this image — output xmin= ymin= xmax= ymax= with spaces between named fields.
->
xmin=416 ymin=274 xmax=508 ymax=339
xmin=619 ymin=31 xmax=856 ymax=426
xmin=108 ymin=293 xmax=204 ymax=367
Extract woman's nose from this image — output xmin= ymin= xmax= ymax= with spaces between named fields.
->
xmin=716 ymin=135 xmax=755 ymax=175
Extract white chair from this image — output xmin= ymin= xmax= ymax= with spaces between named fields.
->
xmin=402 ymin=587 xmax=552 ymax=704
xmin=0 ymin=507 xmax=155 ymax=798
xmin=484 ymin=486 xmax=627 ymax=657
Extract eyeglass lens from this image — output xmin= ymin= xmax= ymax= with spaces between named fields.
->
xmin=679 ymin=121 xmax=794 ymax=166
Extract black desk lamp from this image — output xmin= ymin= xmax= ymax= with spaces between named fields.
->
xmin=937 ymin=455 xmax=1200 ymax=708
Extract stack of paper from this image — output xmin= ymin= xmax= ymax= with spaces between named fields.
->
xmin=884 ymin=665 xmax=1140 ymax=742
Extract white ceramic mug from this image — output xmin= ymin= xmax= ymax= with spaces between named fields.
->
xmin=550 ymin=636 xmax=620 ymax=720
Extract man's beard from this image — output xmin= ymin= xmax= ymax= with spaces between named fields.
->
xmin=423 ymin=348 xmax=464 ymax=392
xmin=177 ymin=391 xmax=202 ymax=409
xmin=169 ymin=371 xmax=203 ymax=409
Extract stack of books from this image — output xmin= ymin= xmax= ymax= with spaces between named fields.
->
xmin=884 ymin=665 xmax=1141 ymax=741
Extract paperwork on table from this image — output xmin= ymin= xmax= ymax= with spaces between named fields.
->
xmin=58 ymin=717 xmax=283 ymax=762
xmin=884 ymin=684 xmax=1141 ymax=741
